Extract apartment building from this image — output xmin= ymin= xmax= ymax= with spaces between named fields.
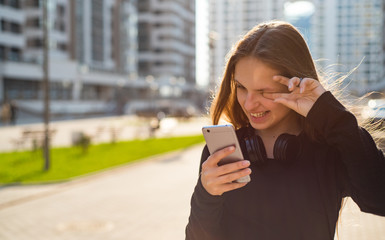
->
xmin=69 ymin=0 xmax=140 ymax=102
xmin=0 ymin=0 xmax=142 ymax=116
xmin=70 ymin=0 xmax=138 ymax=75
xmin=311 ymin=0 xmax=385 ymax=95
xmin=0 ymin=0 xmax=26 ymax=100
xmin=0 ymin=0 xmax=202 ymax=118
xmin=137 ymin=0 xmax=196 ymax=84
xmin=208 ymin=0 xmax=286 ymax=88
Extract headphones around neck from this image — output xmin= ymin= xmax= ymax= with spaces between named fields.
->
xmin=243 ymin=126 xmax=302 ymax=166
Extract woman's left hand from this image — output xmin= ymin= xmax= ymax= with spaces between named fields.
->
xmin=263 ymin=76 xmax=326 ymax=117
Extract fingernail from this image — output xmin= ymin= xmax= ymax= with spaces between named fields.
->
xmin=228 ymin=146 xmax=235 ymax=151
xmin=242 ymin=160 xmax=250 ymax=166
xmin=288 ymin=83 xmax=293 ymax=89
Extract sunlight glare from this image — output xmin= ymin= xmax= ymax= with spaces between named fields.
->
xmin=284 ymin=1 xmax=315 ymax=17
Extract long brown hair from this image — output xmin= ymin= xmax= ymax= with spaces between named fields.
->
xmin=210 ymin=20 xmax=320 ymax=139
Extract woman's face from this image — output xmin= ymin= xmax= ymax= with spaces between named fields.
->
xmin=234 ymin=57 xmax=298 ymax=135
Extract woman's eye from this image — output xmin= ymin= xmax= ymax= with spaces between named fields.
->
xmin=236 ymin=84 xmax=245 ymax=89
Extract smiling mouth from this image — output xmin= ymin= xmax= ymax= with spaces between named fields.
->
xmin=250 ymin=111 xmax=269 ymax=118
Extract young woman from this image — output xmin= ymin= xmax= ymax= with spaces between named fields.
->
xmin=185 ymin=21 xmax=385 ymax=240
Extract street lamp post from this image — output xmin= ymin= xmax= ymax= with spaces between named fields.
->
xmin=42 ymin=0 xmax=50 ymax=171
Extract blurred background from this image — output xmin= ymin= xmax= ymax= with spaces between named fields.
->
xmin=0 ymin=0 xmax=384 ymax=126
xmin=0 ymin=0 xmax=385 ymax=239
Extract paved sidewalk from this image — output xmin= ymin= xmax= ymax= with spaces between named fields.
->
xmin=0 ymin=144 xmax=203 ymax=240
xmin=338 ymin=198 xmax=385 ymax=240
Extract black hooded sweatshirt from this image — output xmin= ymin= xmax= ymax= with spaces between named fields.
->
xmin=186 ymin=91 xmax=385 ymax=240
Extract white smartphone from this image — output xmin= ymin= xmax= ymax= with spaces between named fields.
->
xmin=202 ymin=124 xmax=250 ymax=183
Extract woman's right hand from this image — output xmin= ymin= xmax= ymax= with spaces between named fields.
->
xmin=200 ymin=146 xmax=251 ymax=196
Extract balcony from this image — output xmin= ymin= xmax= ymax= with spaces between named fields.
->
xmin=0 ymin=32 xmax=24 ymax=47
xmin=0 ymin=5 xmax=24 ymax=22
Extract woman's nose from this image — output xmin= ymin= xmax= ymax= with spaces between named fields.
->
xmin=243 ymin=92 xmax=261 ymax=111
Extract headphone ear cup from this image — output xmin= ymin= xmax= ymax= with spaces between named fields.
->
xmin=245 ymin=135 xmax=267 ymax=165
xmin=274 ymin=133 xmax=301 ymax=164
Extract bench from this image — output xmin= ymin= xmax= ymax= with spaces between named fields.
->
xmin=11 ymin=128 xmax=57 ymax=151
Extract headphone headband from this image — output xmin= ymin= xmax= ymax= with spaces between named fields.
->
xmin=243 ymin=127 xmax=301 ymax=165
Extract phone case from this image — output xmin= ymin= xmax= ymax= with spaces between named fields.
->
xmin=202 ymin=124 xmax=250 ymax=183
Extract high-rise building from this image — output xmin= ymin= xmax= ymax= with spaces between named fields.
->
xmin=69 ymin=0 xmax=139 ymax=101
xmin=70 ymin=0 xmax=138 ymax=74
xmin=208 ymin=0 xmax=286 ymax=88
xmin=0 ymin=0 xmax=140 ymax=116
xmin=137 ymin=0 xmax=196 ymax=84
xmin=1 ymin=0 xmax=202 ymax=119
xmin=311 ymin=0 xmax=385 ymax=95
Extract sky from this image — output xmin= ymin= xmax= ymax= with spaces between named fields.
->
xmin=195 ymin=0 xmax=209 ymax=86
xmin=284 ymin=1 xmax=315 ymax=17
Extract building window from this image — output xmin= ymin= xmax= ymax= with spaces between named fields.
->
xmin=9 ymin=47 xmax=21 ymax=61
xmin=0 ymin=0 xmax=21 ymax=8
xmin=138 ymin=0 xmax=150 ymax=12
xmin=26 ymin=17 xmax=41 ymax=28
xmin=54 ymin=20 xmax=66 ymax=32
xmin=27 ymin=38 xmax=43 ymax=48
xmin=57 ymin=43 xmax=67 ymax=51
xmin=9 ymin=0 xmax=20 ymax=8
xmin=139 ymin=62 xmax=150 ymax=73
xmin=0 ymin=19 xmax=5 ymax=32
xmin=4 ymin=79 xmax=41 ymax=100
xmin=25 ymin=0 xmax=40 ymax=8
xmin=57 ymin=4 xmax=65 ymax=17
xmin=0 ymin=45 xmax=5 ymax=60
xmin=1 ymin=20 xmax=22 ymax=33
xmin=10 ymin=22 xmax=21 ymax=33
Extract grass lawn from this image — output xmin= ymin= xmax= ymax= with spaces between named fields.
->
xmin=0 ymin=135 xmax=204 ymax=185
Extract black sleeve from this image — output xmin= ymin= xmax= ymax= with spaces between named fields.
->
xmin=307 ymin=91 xmax=385 ymax=216
xmin=185 ymin=145 xmax=226 ymax=240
